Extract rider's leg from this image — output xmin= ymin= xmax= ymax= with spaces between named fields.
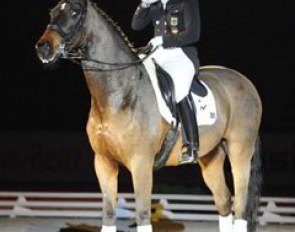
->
xmin=177 ymin=95 xmax=199 ymax=164
xmin=151 ymin=47 xmax=199 ymax=164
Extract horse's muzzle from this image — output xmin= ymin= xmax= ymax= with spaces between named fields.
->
xmin=35 ymin=40 xmax=54 ymax=63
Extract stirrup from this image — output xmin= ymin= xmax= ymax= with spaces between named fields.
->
xmin=179 ymin=145 xmax=198 ymax=165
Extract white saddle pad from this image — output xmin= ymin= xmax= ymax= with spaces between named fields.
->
xmin=142 ymin=55 xmax=217 ymax=126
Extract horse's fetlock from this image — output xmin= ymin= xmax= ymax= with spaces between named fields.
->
xmin=103 ymin=210 xmax=116 ymax=225
xmin=137 ymin=209 xmax=151 ymax=225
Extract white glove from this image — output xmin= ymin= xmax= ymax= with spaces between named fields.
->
xmin=149 ymin=36 xmax=163 ymax=48
xmin=141 ymin=0 xmax=159 ymax=8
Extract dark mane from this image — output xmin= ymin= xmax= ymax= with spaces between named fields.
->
xmin=91 ymin=2 xmax=137 ymax=53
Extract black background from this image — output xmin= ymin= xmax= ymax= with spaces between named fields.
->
xmin=0 ymin=0 xmax=295 ymax=196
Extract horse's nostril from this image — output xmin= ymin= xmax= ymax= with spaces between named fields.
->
xmin=36 ymin=40 xmax=52 ymax=59
xmin=36 ymin=41 xmax=44 ymax=49
xmin=36 ymin=41 xmax=48 ymax=51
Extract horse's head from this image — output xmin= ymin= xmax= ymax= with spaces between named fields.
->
xmin=35 ymin=0 xmax=88 ymax=64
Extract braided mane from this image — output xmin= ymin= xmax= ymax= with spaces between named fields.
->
xmin=91 ymin=2 xmax=137 ymax=53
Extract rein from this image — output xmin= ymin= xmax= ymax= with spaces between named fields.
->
xmin=63 ymin=46 xmax=158 ymax=72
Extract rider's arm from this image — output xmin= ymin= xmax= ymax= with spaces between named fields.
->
xmin=131 ymin=4 xmax=152 ymax=31
xmin=163 ymin=0 xmax=201 ymax=48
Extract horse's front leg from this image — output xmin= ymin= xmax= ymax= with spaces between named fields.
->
xmin=130 ymin=155 xmax=154 ymax=232
xmin=94 ymin=153 xmax=119 ymax=232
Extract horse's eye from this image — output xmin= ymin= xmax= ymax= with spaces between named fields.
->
xmin=70 ymin=9 xmax=79 ymax=17
xmin=71 ymin=10 xmax=78 ymax=17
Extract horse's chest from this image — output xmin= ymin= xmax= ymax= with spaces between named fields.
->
xmin=86 ymin=119 xmax=113 ymax=152
xmin=85 ymin=115 xmax=136 ymax=161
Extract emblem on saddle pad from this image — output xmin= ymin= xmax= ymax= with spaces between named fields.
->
xmin=141 ymin=55 xmax=217 ymax=126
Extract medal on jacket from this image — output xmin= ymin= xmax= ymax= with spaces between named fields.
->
xmin=170 ymin=16 xmax=179 ymax=34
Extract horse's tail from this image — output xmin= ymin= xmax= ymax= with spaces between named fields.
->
xmin=246 ymin=135 xmax=262 ymax=232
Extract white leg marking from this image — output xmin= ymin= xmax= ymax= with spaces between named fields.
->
xmin=137 ymin=224 xmax=153 ymax=232
xmin=101 ymin=225 xmax=117 ymax=232
xmin=219 ymin=213 xmax=233 ymax=232
xmin=233 ymin=219 xmax=247 ymax=232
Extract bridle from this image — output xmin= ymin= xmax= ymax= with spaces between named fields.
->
xmin=47 ymin=0 xmax=158 ymax=72
xmin=47 ymin=0 xmax=88 ymax=59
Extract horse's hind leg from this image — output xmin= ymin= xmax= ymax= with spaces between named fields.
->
xmin=227 ymin=139 xmax=256 ymax=232
xmin=94 ymin=153 xmax=119 ymax=232
xmin=130 ymin=155 xmax=154 ymax=232
xmin=199 ymin=144 xmax=233 ymax=232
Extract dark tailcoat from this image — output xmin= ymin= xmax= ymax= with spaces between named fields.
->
xmin=132 ymin=0 xmax=201 ymax=69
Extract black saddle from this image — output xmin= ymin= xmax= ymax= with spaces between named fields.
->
xmin=191 ymin=73 xmax=208 ymax=97
xmin=153 ymin=60 xmax=208 ymax=119
xmin=153 ymin=60 xmax=178 ymax=119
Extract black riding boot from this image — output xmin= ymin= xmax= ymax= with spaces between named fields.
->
xmin=177 ymin=95 xmax=199 ymax=164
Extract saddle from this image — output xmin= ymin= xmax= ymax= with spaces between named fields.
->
xmin=141 ymin=55 xmax=216 ymax=170
xmin=153 ymin=60 xmax=208 ymax=119
xmin=152 ymin=61 xmax=208 ymax=170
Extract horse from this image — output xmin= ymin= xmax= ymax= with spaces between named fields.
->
xmin=35 ymin=0 xmax=262 ymax=232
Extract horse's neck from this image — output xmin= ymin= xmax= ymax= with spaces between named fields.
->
xmin=85 ymin=6 xmax=135 ymax=65
xmin=84 ymin=64 xmax=157 ymax=122
xmin=82 ymin=7 xmax=154 ymax=117
xmin=83 ymin=67 xmax=140 ymax=115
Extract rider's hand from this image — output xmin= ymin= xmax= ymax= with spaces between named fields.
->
xmin=141 ymin=0 xmax=159 ymax=8
xmin=149 ymin=36 xmax=163 ymax=48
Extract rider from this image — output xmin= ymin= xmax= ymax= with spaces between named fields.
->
xmin=131 ymin=0 xmax=201 ymax=164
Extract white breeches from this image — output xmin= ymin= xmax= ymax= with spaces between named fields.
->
xmin=150 ymin=46 xmax=195 ymax=103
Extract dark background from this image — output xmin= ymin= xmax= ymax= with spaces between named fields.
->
xmin=0 ymin=0 xmax=294 ymax=196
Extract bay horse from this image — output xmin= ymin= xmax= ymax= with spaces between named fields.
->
xmin=35 ymin=0 xmax=262 ymax=232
